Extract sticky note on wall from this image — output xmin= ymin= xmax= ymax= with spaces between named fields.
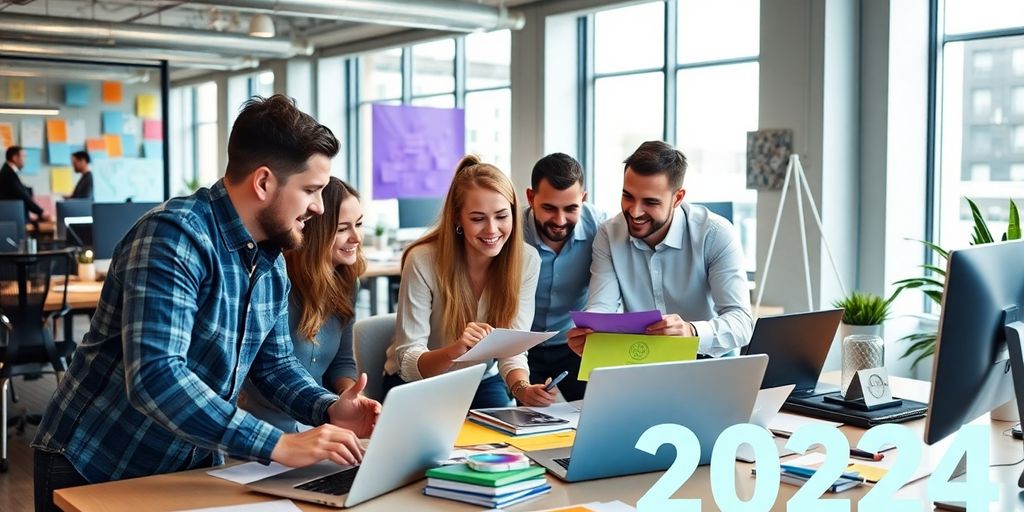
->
xmin=65 ymin=83 xmax=89 ymax=107
xmin=103 ymin=134 xmax=123 ymax=158
xmin=51 ymin=167 xmax=74 ymax=195
xmin=102 ymin=81 xmax=123 ymax=104
xmin=136 ymin=95 xmax=158 ymax=118
xmin=0 ymin=123 xmax=14 ymax=149
xmin=46 ymin=119 xmax=68 ymax=143
xmin=143 ymin=119 xmax=163 ymax=140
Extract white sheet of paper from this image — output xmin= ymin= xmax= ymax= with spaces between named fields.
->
xmin=527 ymin=401 xmax=582 ymax=429
xmin=769 ymin=411 xmax=843 ymax=435
xmin=206 ymin=462 xmax=291 ymax=485
xmin=749 ymin=384 xmax=796 ymax=427
xmin=453 ymin=328 xmax=557 ymax=362
xmin=173 ymin=499 xmax=301 ymax=512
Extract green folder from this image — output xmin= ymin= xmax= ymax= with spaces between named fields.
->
xmin=425 ymin=463 xmax=546 ymax=487
xmin=578 ymin=333 xmax=699 ymax=380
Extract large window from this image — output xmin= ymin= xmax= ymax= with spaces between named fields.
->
xmin=585 ymin=0 xmax=759 ymax=270
xmin=169 ymin=81 xmax=218 ymax=196
xmin=935 ymin=0 xmax=1024 ymax=250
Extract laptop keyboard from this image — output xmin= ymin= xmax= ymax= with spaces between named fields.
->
xmin=295 ymin=467 xmax=360 ymax=495
xmin=553 ymin=457 xmax=571 ymax=470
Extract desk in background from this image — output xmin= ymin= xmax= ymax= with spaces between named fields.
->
xmin=46 ymin=277 xmax=102 ymax=343
xmin=53 ymin=373 xmax=1024 ymax=511
xmin=361 ymin=259 xmax=401 ymax=317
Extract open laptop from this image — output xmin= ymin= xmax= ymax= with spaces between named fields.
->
xmin=741 ymin=309 xmax=844 ymax=398
xmin=526 ymin=355 xmax=768 ymax=482
xmin=246 ymin=363 xmax=485 ymax=508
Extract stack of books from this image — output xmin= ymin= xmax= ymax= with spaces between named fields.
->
xmin=777 ymin=464 xmax=864 ymax=493
xmin=469 ymin=407 xmax=571 ymax=436
xmin=424 ymin=463 xmax=551 ymax=508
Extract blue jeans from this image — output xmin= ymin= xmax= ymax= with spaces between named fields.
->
xmin=34 ymin=449 xmax=90 ymax=512
xmin=383 ymin=372 xmax=513 ymax=409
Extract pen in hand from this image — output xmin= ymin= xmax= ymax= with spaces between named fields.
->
xmin=544 ymin=370 xmax=569 ymax=392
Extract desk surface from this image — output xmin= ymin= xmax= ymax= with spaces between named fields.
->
xmin=45 ymin=278 xmax=103 ymax=311
xmin=54 ymin=373 xmax=1024 ymax=511
xmin=362 ymin=259 xmax=400 ymax=278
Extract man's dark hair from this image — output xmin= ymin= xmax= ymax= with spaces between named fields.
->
xmin=72 ymin=151 xmax=90 ymax=164
xmin=5 ymin=146 xmax=22 ymax=162
xmin=530 ymin=152 xmax=585 ymax=190
xmin=225 ymin=95 xmax=339 ymax=184
xmin=623 ymin=141 xmax=687 ymax=190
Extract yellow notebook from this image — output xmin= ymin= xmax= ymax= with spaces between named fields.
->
xmin=578 ymin=333 xmax=698 ymax=380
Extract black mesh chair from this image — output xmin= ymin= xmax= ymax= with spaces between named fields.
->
xmin=0 ymin=248 xmax=74 ymax=472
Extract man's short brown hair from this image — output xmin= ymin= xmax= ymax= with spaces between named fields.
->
xmin=225 ymin=95 xmax=339 ymax=184
xmin=623 ymin=140 xmax=687 ymax=190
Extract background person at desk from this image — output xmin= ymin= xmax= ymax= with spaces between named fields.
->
xmin=522 ymin=153 xmax=606 ymax=401
xmin=567 ymin=141 xmax=753 ymax=358
xmin=31 ymin=95 xmax=379 ymax=511
xmin=68 ymin=150 xmax=94 ymax=199
xmin=0 ymin=145 xmax=50 ymax=221
xmin=383 ymin=156 xmax=556 ymax=408
xmin=240 ymin=177 xmax=366 ymax=432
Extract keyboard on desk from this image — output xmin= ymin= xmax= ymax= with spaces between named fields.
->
xmin=295 ymin=467 xmax=360 ymax=495
xmin=553 ymin=457 xmax=571 ymax=470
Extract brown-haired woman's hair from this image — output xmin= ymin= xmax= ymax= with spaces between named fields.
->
xmin=403 ymin=155 xmax=524 ymax=344
xmin=285 ymin=177 xmax=365 ymax=341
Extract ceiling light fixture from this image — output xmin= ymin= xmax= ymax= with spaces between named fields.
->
xmin=0 ymin=104 xmax=60 ymax=116
xmin=249 ymin=14 xmax=276 ymax=38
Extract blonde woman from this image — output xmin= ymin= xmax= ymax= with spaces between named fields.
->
xmin=241 ymin=177 xmax=380 ymax=433
xmin=383 ymin=156 xmax=555 ymax=408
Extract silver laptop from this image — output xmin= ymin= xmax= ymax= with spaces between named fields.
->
xmin=246 ymin=364 xmax=485 ymax=507
xmin=526 ymin=355 xmax=768 ymax=482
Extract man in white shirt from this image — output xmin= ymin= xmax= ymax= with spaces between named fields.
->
xmin=567 ymin=140 xmax=753 ymax=358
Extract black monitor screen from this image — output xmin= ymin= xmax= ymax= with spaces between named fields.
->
xmin=92 ymin=202 xmax=160 ymax=260
xmin=57 ymin=199 xmax=93 ymax=240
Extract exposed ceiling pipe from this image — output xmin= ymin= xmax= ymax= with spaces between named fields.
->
xmin=0 ymin=40 xmax=260 ymax=71
xmin=0 ymin=63 xmax=152 ymax=84
xmin=191 ymin=0 xmax=526 ymax=33
xmin=0 ymin=12 xmax=312 ymax=58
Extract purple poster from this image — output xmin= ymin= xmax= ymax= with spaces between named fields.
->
xmin=372 ymin=104 xmax=465 ymax=200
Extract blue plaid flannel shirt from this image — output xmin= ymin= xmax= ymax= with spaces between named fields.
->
xmin=33 ymin=180 xmax=337 ymax=483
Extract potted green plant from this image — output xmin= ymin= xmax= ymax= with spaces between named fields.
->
xmin=77 ymin=249 xmax=96 ymax=282
xmin=832 ymin=290 xmax=896 ymax=339
xmin=895 ymin=198 xmax=1020 ymax=371
xmin=374 ymin=222 xmax=388 ymax=251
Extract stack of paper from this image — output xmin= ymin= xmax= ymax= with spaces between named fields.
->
xmin=424 ymin=463 xmax=550 ymax=508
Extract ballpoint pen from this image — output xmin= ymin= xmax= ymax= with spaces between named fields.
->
xmin=544 ymin=370 xmax=569 ymax=392
xmin=849 ymin=447 xmax=884 ymax=461
xmin=781 ymin=464 xmax=865 ymax=483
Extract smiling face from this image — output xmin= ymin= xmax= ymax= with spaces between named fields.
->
xmin=331 ymin=195 xmax=363 ymax=266
xmin=256 ymin=153 xmax=331 ymax=250
xmin=528 ymin=178 xmax=586 ymax=246
xmin=621 ymin=167 xmax=685 ymax=245
xmin=459 ymin=186 xmax=514 ymax=261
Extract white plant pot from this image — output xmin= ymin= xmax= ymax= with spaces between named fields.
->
xmin=78 ymin=262 xmax=96 ymax=282
xmin=838 ymin=322 xmax=882 ymax=340
xmin=991 ymin=398 xmax=1020 ymax=422
xmin=375 ymin=233 xmax=389 ymax=251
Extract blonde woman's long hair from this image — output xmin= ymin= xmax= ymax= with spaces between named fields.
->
xmin=286 ymin=177 xmax=366 ymax=341
xmin=402 ymin=155 xmax=524 ymax=344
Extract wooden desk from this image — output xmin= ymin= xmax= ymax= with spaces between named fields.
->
xmin=53 ymin=373 xmax=1024 ymax=511
xmin=361 ymin=260 xmax=401 ymax=316
xmin=46 ymin=278 xmax=102 ymax=342
xmin=27 ymin=221 xmax=56 ymax=236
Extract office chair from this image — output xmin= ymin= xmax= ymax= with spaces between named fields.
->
xmin=352 ymin=313 xmax=396 ymax=402
xmin=0 ymin=248 xmax=75 ymax=473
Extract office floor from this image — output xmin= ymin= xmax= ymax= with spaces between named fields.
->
xmin=0 ymin=316 xmax=89 ymax=512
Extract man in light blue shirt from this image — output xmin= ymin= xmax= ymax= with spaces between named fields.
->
xmin=523 ymin=153 xmax=605 ymax=400
xmin=567 ymin=141 xmax=752 ymax=358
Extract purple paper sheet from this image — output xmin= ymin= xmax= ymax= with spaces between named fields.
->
xmin=570 ymin=310 xmax=663 ymax=334
xmin=371 ymin=104 xmax=465 ymax=200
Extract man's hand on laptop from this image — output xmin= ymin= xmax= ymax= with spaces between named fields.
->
xmin=327 ymin=373 xmax=382 ymax=438
xmin=645 ymin=315 xmax=696 ymax=337
xmin=566 ymin=327 xmax=593 ymax=356
xmin=271 ymin=424 xmax=364 ymax=467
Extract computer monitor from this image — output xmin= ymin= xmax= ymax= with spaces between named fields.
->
xmin=92 ymin=202 xmax=160 ymax=260
xmin=693 ymin=201 xmax=734 ymax=223
xmin=0 ymin=199 xmax=27 ymax=242
xmin=398 ymin=198 xmax=443 ymax=229
xmin=64 ymin=216 xmax=94 ymax=248
xmin=924 ymin=240 xmax=1024 ymax=485
xmin=56 ymin=199 xmax=92 ymax=241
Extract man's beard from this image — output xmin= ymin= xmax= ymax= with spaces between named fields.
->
xmin=257 ymin=201 xmax=303 ymax=250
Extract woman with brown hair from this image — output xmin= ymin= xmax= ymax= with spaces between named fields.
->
xmin=241 ymin=176 xmax=378 ymax=432
xmin=383 ymin=155 xmax=556 ymax=408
